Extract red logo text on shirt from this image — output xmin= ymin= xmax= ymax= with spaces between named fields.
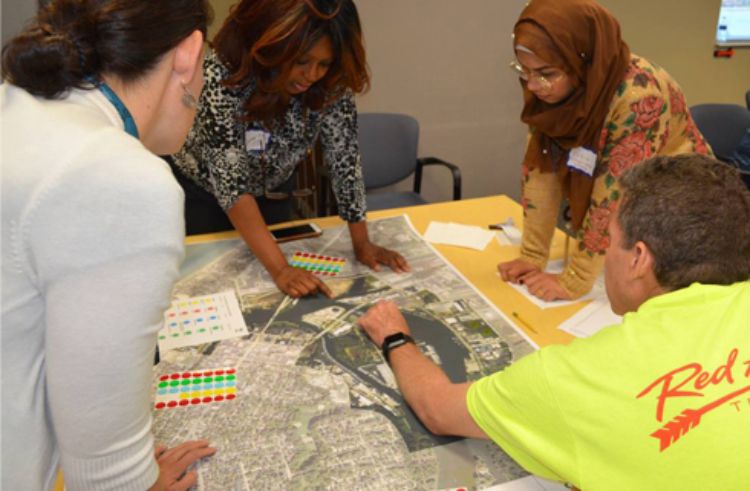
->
xmin=636 ymin=348 xmax=750 ymax=451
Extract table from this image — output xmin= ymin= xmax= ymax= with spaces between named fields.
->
xmin=187 ymin=194 xmax=583 ymax=348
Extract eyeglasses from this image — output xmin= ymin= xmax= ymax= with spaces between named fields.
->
xmin=508 ymin=60 xmax=563 ymax=90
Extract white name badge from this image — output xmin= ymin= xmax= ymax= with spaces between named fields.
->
xmin=245 ymin=129 xmax=271 ymax=152
xmin=567 ymin=146 xmax=597 ymax=177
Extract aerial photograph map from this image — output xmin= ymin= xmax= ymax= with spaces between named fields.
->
xmin=153 ymin=215 xmax=537 ymax=490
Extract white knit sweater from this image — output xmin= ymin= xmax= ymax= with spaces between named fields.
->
xmin=1 ymin=84 xmax=184 ymax=490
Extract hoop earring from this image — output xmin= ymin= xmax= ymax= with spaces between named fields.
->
xmin=181 ymin=82 xmax=197 ymax=109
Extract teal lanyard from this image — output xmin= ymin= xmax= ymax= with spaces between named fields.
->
xmin=96 ymin=81 xmax=139 ymax=139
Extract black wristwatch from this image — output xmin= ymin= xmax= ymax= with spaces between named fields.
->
xmin=382 ymin=332 xmax=415 ymax=364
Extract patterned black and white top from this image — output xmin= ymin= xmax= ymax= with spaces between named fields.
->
xmin=172 ymin=49 xmax=366 ymax=222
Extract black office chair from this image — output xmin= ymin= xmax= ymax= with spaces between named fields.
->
xmin=690 ymin=104 xmax=750 ymax=162
xmin=357 ymin=112 xmax=461 ymax=211
xmin=745 ymin=90 xmax=750 ymax=110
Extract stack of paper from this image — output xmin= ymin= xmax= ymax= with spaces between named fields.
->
xmin=423 ymin=221 xmax=496 ymax=251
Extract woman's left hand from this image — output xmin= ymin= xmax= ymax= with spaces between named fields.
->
xmin=355 ymin=241 xmax=410 ymax=273
xmin=520 ymin=271 xmax=571 ymax=302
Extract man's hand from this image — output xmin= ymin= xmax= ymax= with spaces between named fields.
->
xmin=272 ymin=265 xmax=333 ymax=298
xmin=520 ymin=271 xmax=571 ymax=301
xmin=358 ymin=300 xmax=412 ymax=348
xmin=497 ymin=258 xmax=540 ymax=283
xmin=355 ymin=241 xmax=410 ymax=273
xmin=149 ymin=440 xmax=216 ymax=491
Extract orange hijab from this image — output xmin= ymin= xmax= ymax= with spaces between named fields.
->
xmin=515 ymin=0 xmax=630 ymax=231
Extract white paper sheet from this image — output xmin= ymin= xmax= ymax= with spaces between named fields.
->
xmin=480 ymin=475 xmax=568 ymax=491
xmin=506 ymin=259 xmax=606 ymax=309
xmin=558 ymin=297 xmax=622 ymax=338
xmin=423 ymin=221 xmax=496 ymax=251
xmin=158 ymin=291 xmax=248 ymax=352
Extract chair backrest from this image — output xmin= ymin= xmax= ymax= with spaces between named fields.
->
xmin=690 ymin=104 xmax=750 ymax=162
xmin=746 ymin=90 xmax=750 ymax=110
xmin=357 ymin=112 xmax=419 ymax=189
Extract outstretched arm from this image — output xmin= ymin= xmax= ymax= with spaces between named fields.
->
xmin=357 ymin=301 xmax=488 ymax=439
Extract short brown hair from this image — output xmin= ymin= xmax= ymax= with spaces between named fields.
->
xmin=617 ymin=154 xmax=750 ymax=289
xmin=213 ymin=0 xmax=369 ymax=122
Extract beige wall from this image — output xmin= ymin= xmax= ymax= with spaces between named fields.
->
xmin=600 ymin=0 xmax=750 ymax=107
xmin=208 ymin=0 xmax=750 ymax=202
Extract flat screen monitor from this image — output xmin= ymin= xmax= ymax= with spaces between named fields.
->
xmin=716 ymin=0 xmax=750 ymax=47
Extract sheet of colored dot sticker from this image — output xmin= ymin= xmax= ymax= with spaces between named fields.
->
xmin=158 ymin=291 xmax=247 ymax=352
xmin=155 ymin=367 xmax=238 ymax=409
xmin=289 ymin=251 xmax=346 ymax=276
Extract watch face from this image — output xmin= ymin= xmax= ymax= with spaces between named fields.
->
xmin=382 ymin=333 xmax=414 ymax=363
xmin=384 ymin=332 xmax=407 ymax=346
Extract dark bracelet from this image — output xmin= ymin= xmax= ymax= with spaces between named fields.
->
xmin=382 ymin=332 xmax=415 ymax=364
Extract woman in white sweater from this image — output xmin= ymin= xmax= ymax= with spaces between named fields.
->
xmin=1 ymin=1 xmax=215 ymax=489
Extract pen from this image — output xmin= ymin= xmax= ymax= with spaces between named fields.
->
xmin=512 ymin=311 xmax=538 ymax=334
xmin=488 ymin=223 xmax=504 ymax=230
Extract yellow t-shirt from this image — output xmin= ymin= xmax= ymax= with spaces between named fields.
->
xmin=467 ymin=282 xmax=750 ymax=490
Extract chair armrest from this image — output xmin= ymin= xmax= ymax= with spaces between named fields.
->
xmin=414 ymin=157 xmax=462 ymax=200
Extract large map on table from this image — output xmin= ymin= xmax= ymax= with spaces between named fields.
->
xmin=153 ymin=215 xmax=536 ymax=490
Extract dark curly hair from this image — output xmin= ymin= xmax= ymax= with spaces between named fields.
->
xmin=618 ymin=154 xmax=750 ymax=289
xmin=2 ymin=0 xmax=211 ymax=99
xmin=213 ymin=0 xmax=369 ymax=122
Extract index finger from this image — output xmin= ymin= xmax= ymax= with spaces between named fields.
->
xmin=311 ymin=275 xmax=334 ymax=298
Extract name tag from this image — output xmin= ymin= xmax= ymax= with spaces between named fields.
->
xmin=245 ymin=130 xmax=271 ymax=152
xmin=567 ymin=146 xmax=597 ymax=177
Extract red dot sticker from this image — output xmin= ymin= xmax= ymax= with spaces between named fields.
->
xmin=203 ymin=371 xmax=213 ymax=376
xmin=155 ymin=402 xmax=166 ymax=409
xmin=179 ymin=400 xmax=189 ymax=406
xmin=167 ymin=401 xmax=177 ymax=408
xmin=202 ymin=396 xmax=213 ymax=403
xmin=170 ymin=374 xmax=180 ymax=380
xmin=215 ymin=369 xmax=225 ymax=375
xmin=159 ymin=375 xmax=169 ymax=381
xmin=226 ymin=368 xmax=236 ymax=374
xmin=214 ymin=395 xmax=224 ymax=402
xmin=226 ymin=394 xmax=236 ymax=400
xmin=181 ymin=372 xmax=191 ymax=379
xmin=191 ymin=398 xmax=201 ymax=405
xmin=192 ymin=372 xmax=202 ymax=377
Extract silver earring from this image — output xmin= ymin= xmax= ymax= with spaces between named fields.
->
xmin=181 ymin=82 xmax=197 ymax=109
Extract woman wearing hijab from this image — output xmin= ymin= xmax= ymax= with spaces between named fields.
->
xmin=170 ymin=0 xmax=409 ymax=299
xmin=498 ymin=0 xmax=711 ymax=301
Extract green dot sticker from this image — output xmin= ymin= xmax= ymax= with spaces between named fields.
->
xmin=185 ymin=330 xmax=192 ymax=335
xmin=181 ymin=380 xmax=190 ymax=386
xmin=171 ymin=333 xmax=180 ymax=338
xmin=169 ymin=380 xmax=179 ymax=387
xmin=159 ymin=335 xmax=166 ymax=340
xmin=204 ymin=377 xmax=213 ymax=383
xmin=192 ymin=379 xmax=202 ymax=385
xmin=212 ymin=325 xmax=220 ymax=330
xmin=198 ymin=328 xmax=207 ymax=333
xmin=215 ymin=376 xmax=224 ymax=382
xmin=227 ymin=374 xmax=236 ymax=381
xmin=158 ymin=382 xmax=168 ymax=388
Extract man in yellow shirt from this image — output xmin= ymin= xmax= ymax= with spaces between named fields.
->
xmin=358 ymin=154 xmax=750 ymax=490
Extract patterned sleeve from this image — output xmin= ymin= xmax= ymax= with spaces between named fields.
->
xmin=176 ymin=52 xmax=256 ymax=211
xmin=559 ymin=57 xmax=709 ymax=297
xmin=319 ymin=92 xmax=367 ymax=222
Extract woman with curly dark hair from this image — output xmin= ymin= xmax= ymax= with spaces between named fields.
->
xmin=171 ymin=0 xmax=409 ymax=299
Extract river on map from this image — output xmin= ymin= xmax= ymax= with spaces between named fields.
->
xmin=242 ymin=275 xmax=471 ymax=450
